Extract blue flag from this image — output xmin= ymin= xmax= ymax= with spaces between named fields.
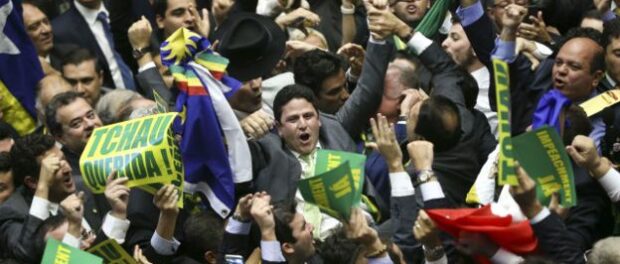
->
xmin=0 ymin=0 xmax=42 ymax=135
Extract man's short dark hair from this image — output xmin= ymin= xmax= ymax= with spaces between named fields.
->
xmin=61 ymin=48 xmax=102 ymax=73
xmin=152 ymin=0 xmax=168 ymax=17
xmin=563 ymin=105 xmax=593 ymax=146
xmin=273 ymin=201 xmax=298 ymax=244
xmin=0 ymin=152 xmax=11 ymax=175
xmin=320 ymin=229 xmax=362 ymax=264
xmin=459 ymin=68 xmax=479 ymax=110
xmin=294 ymin=50 xmax=346 ymax=96
xmin=45 ymin=91 xmax=84 ymax=137
xmin=10 ymin=133 xmax=55 ymax=186
xmin=603 ymin=17 xmax=620 ymax=49
xmin=273 ymin=84 xmax=318 ymax=123
xmin=0 ymin=121 xmax=18 ymax=141
xmin=417 ymin=96 xmax=462 ymax=152
xmin=181 ymin=210 xmax=224 ymax=262
xmin=556 ymin=27 xmax=605 ymax=74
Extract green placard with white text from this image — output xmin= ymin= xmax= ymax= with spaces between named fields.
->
xmin=314 ymin=150 xmax=366 ymax=205
xmin=512 ymin=126 xmax=577 ymax=207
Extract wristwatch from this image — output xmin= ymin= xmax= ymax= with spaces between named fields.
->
xmin=132 ymin=46 xmax=151 ymax=59
xmin=415 ymin=169 xmax=436 ymax=186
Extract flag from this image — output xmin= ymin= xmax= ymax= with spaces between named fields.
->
xmin=427 ymin=205 xmax=537 ymax=263
xmin=532 ymin=89 xmax=571 ymax=133
xmin=0 ymin=0 xmax=41 ymax=135
xmin=160 ymin=28 xmax=251 ymax=218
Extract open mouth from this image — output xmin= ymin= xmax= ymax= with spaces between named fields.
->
xmin=554 ymin=78 xmax=565 ymax=89
xmin=63 ymin=175 xmax=74 ymax=187
xmin=299 ymin=133 xmax=310 ymax=143
xmin=406 ymin=4 xmax=417 ymax=13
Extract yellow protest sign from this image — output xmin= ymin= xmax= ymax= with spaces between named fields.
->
xmin=79 ymin=113 xmax=184 ymax=194
xmin=493 ymin=59 xmax=517 ymax=186
xmin=88 ymin=239 xmax=137 ymax=264
xmin=579 ymin=90 xmax=620 ymax=117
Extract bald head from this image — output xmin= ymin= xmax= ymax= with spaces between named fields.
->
xmin=37 ymin=74 xmax=73 ymax=113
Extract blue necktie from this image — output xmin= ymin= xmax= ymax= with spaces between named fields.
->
xmin=96 ymin=11 xmax=135 ymax=90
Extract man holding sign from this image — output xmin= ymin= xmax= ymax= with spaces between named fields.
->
xmin=0 ymin=134 xmax=131 ymax=263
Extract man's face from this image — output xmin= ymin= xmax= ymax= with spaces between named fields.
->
xmin=277 ymin=98 xmax=321 ymax=155
xmin=229 ymin=77 xmax=263 ymax=113
xmin=36 ymin=146 xmax=75 ymax=199
xmin=0 ymin=169 xmax=14 ymax=204
xmin=442 ymin=23 xmax=476 ymax=68
xmin=606 ymin=37 xmax=620 ymax=84
xmin=552 ymin=38 xmax=603 ymax=101
xmin=488 ymin=0 xmax=529 ymax=30
xmin=22 ymin=4 xmax=53 ymax=56
xmin=55 ymin=98 xmax=103 ymax=153
xmin=289 ymin=213 xmax=315 ymax=259
xmin=156 ymin=0 xmax=197 ymax=38
xmin=0 ymin=138 xmax=13 ymax=153
xmin=391 ymin=0 xmax=430 ymax=25
xmin=318 ymin=69 xmax=349 ymax=114
xmin=379 ymin=63 xmax=408 ymax=121
xmin=62 ymin=60 xmax=103 ymax=106
xmin=76 ymin=0 xmax=102 ymax=9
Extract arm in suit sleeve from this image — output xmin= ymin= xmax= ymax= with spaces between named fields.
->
xmin=0 ymin=211 xmax=44 ymax=263
xmin=136 ymin=66 xmax=175 ymax=109
xmin=109 ymin=0 xmax=137 ymax=71
xmin=387 ymin=172 xmax=419 ymax=260
xmin=530 ymin=208 xmax=585 ymax=264
xmin=336 ymin=40 xmax=394 ymax=139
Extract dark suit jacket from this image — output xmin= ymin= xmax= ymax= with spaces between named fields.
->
xmin=52 ymin=5 xmax=125 ymax=89
xmin=248 ymin=113 xmax=358 ymax=203
xmin=135 ymin=67 xmax=176 ymax=109
xmin=532 ymin=212 xmax=585 ymax=264
xmin=63 ymin=147 xmax=110 ymax=231
xmin=417 ymin=42 xmax=496 ymax=205
xmin=0 ymin=187 xmax=43 ymax=263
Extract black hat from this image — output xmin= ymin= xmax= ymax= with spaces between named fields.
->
xmin=213 ymin=12 xmax=286 ymax=82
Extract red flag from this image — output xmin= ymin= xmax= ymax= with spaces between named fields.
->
xmin=426 ymin=205 xmax=537 ymax=262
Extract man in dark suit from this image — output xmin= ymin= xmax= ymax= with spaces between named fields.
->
xmin=0 ymin=133 xmax=130 ymax=263
xmin=52 ymin=0 xmax=135 ymax=90
xmin=45 ymin=91 xmax=111 ymax=229
xmin=365 ymin=6 xmax=496 ymax=206
xmin=22 ymin=1 xmax=78 ymax=71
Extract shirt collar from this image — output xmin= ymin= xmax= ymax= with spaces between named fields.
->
xmin=49 ymin=202 xmax=59 ymax=215
xmin=606 ymin=73 xmax=617 ymax=88
xmin=74 ymin=0 xmax=107 ymax=26
xmin=290 ymin=142 xmax=322 ymax=159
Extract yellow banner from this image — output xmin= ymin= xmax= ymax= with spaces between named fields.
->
xmin=493 ymin=59 xmax=517 ymax=186
xmin=0 ymin=80 xmax=36 ymax=136
xmin=88 ymin=239 xmax=137 ymax=264
xmin=79 ymin=113 xmax=184 ymax=195
xmin=579 ymin=90 xmax=620 ymax=117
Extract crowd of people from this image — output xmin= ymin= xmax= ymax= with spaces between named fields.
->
xmin=1 ymin=0 xmax=620 ymax=263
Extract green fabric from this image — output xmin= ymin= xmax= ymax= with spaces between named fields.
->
xmin=414 ymin=0 xmax=451 ymax=38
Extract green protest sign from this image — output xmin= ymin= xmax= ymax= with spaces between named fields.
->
xmin=493 ymin=59 xmax=517 ymax=186
xmin=314 ymin=150 xmax=366 ymax=205
xmin=298 ymin=161 xmax=358 ymax=219
xmin=79 ymin=113 xmax=184 ymax=196
xmin=41 ymin=239 xmax=103 ymax=264
xmin=88 ymin=239 xmax=137 ymax=264
xmin=512 ymin=126 xmax=577 ymax=207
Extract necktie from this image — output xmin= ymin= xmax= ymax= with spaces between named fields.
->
xmin=96 ymin=12 xmax=136 ymax=90
xmin=300 ymin=152 xmax=322 ymax=239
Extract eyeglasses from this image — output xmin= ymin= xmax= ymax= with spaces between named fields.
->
xmin=493 ymin=0 xmax=529 ymax=8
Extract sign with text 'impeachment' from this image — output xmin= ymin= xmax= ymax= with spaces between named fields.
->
xmin=79 ymin=113 xmax=183 ymax=194
xmin=512 ymin=126 xmax=577 ymax=207
xmin=298 ymin=162 xmax=358 ymax=219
